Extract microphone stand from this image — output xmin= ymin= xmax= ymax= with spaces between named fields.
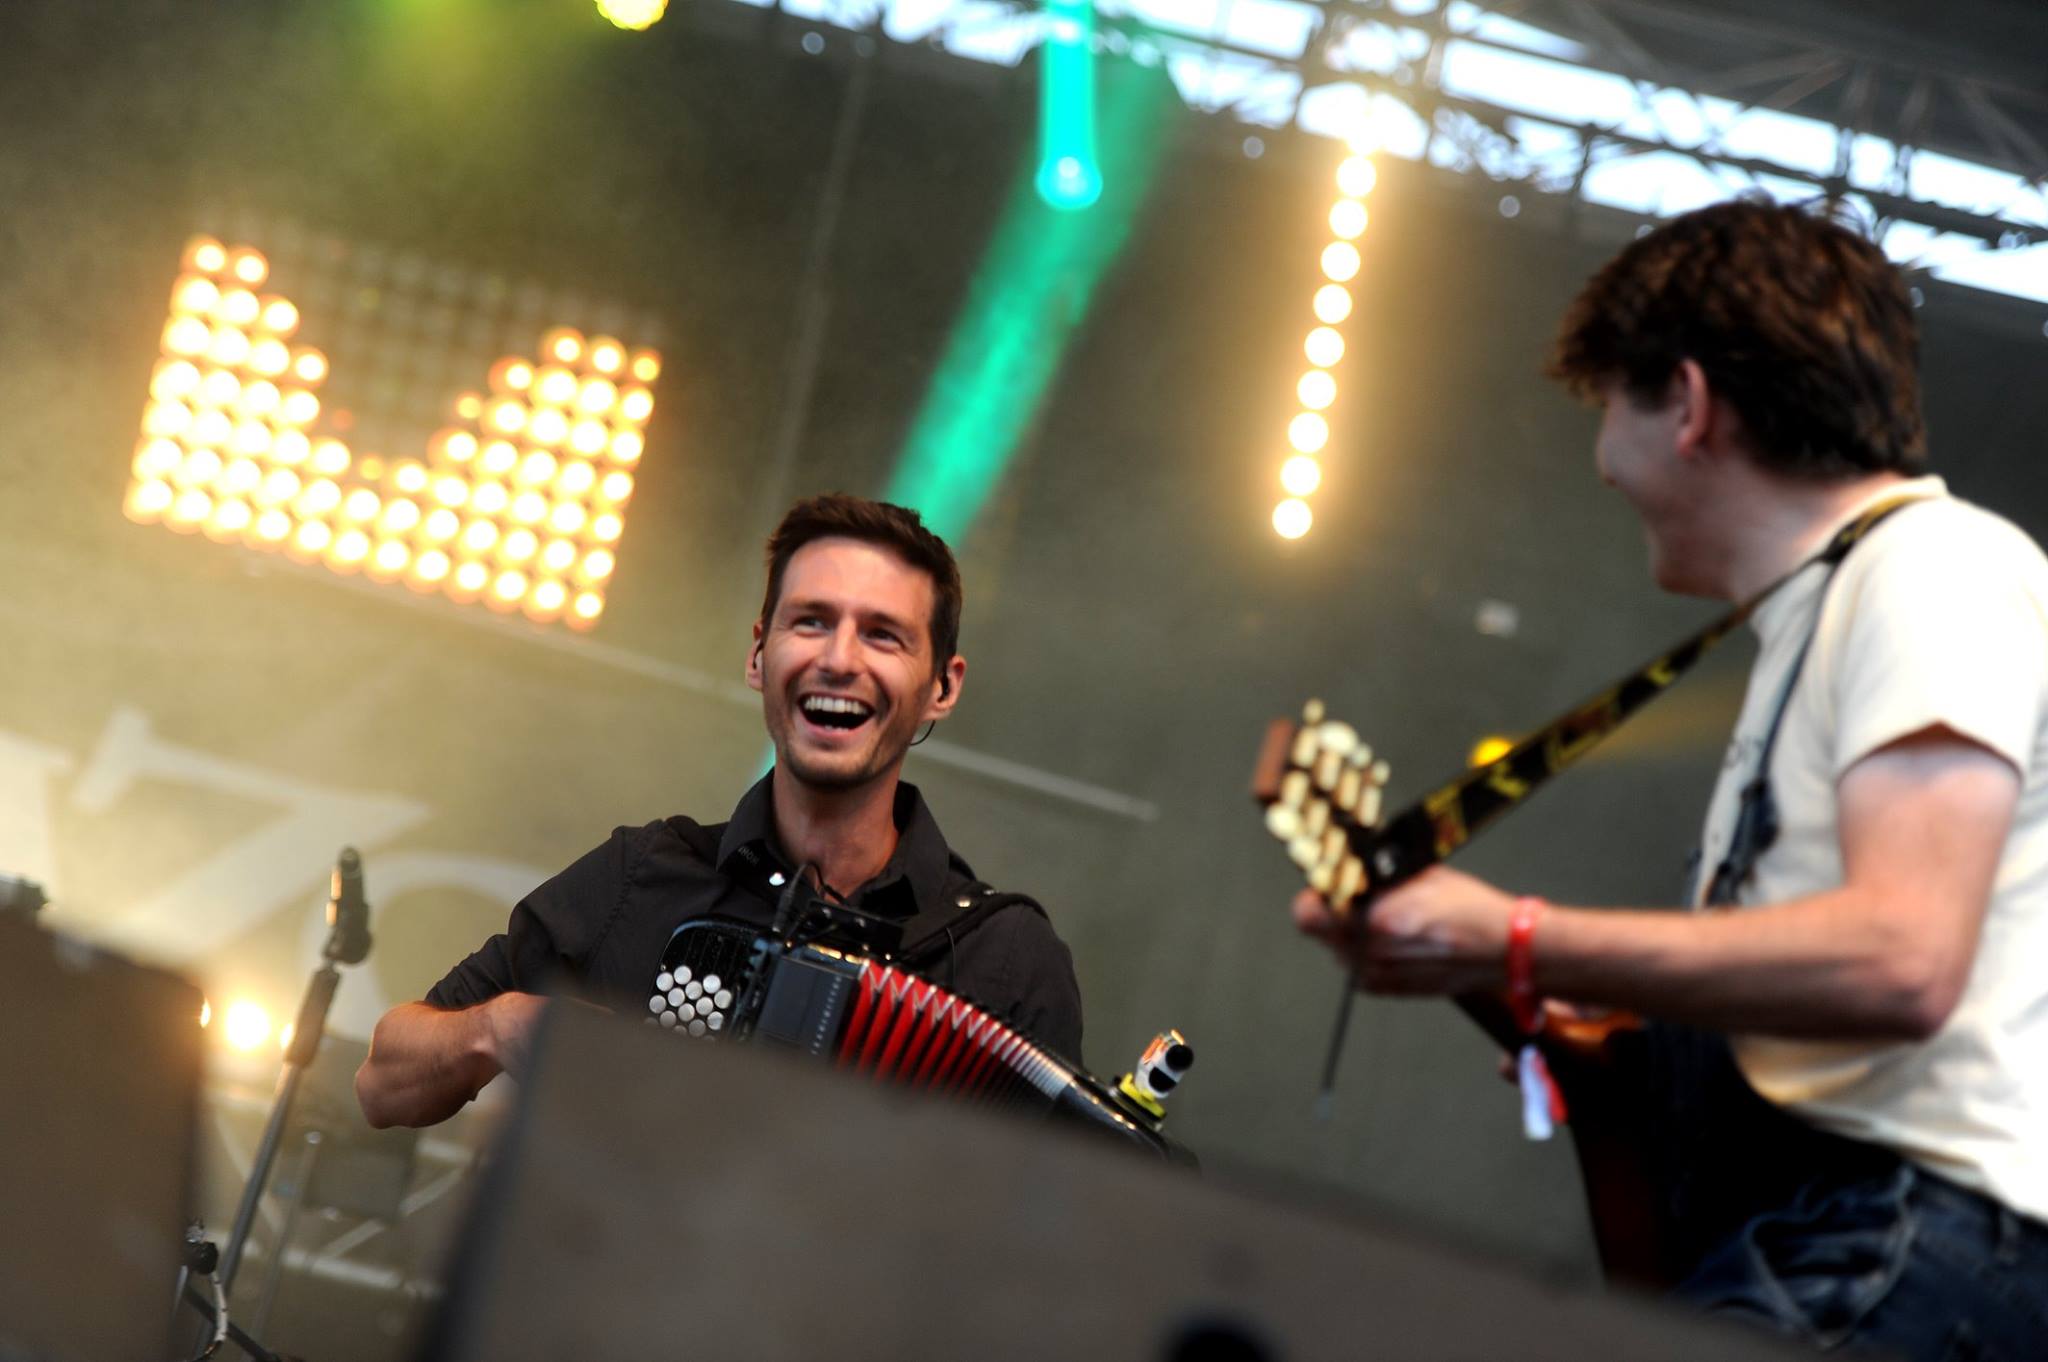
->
xmin=186 ymin=849 xmax=372 ymax=1354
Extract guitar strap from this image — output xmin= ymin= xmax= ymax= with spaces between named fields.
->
xmin=1358 ymin=493 xmax=1931 ymax=891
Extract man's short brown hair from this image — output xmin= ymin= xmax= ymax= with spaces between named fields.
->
xmin=1549 ymin=199 xmax=1926 ymax=479
xmin=760 ymin=495 xmax=963 ymax=666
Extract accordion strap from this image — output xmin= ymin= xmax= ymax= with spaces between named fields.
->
xmin=894 ymin=889 xmax=1046 ymax=966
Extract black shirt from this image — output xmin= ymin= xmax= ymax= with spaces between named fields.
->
xmin=426 ymin=776 xmax=1085 ymax=1060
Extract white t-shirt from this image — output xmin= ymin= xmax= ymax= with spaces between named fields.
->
xmin=1695 ymin=477 xmax=2048 ymax=1223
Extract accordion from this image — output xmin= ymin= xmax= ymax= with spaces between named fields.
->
xmin=644 ymin=917 xmax=1183 ymax=1157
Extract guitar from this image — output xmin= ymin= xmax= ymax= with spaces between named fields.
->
xmin=1251 ymin=701 xmax=1671 ymax=1288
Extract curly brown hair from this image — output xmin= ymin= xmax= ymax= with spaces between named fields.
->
xmin=1548 ymin=199 xmax=1926 ymax=479
xmin=761 ymin=494 xmax=963 ymax=666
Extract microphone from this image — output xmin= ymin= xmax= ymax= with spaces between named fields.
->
xmin=327 ymin=847 xmax=372 ymax=965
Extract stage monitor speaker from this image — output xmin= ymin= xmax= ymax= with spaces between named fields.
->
xmin=0 ymin=914 xmax=203 ymax=1362
xmin=416 ymin=1006 xmax=1798 ymax=1362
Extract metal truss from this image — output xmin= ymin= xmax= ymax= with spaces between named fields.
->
xmin=726 ymin=0 xmax=2048 ymax=258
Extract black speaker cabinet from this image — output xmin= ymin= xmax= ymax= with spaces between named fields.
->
xmin=418 ymin=1005 xmax=1795 ymax=1361
xmin=0 ymin=915 xmax=203 ymax=1362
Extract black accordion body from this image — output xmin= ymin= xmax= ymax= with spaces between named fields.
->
xmin=645 ymin=917 xmax=1176 ymax=1156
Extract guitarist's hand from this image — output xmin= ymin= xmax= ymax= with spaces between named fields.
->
xmin=1292 ymin=866 xmax=1517 ymax=995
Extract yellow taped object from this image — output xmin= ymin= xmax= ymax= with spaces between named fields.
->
xmin=1118 ymin=1074 xmax=1167 ymax=1120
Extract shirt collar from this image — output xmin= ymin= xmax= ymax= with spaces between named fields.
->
xmin=714 ymin=772 xmax=954 ymax=920
xmin=1749 ymin=474 xmax=1948 ymax=642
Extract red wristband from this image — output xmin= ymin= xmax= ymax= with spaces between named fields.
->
xmin=1506 ymin=896 xmax=1545 ymax=1035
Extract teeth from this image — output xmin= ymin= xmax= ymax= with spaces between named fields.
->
xmin=803 ymin=696 xmax=872 ymax=717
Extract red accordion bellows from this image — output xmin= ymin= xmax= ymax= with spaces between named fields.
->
xmin=835 ymin=961 xmax=1064 ymax=1107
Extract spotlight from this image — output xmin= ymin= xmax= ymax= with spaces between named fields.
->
xmin=540 ymin=327 xmax=585 ymax=367
xmin=1337 ymin=155 xmax=1377 ymax=197
xmin=1288 ymin=413 xmax=1329 ymax=454
xmin=1272 ymin=498 xmax=1313 ymax=539
xmin=597 ymin=0 xmax=669 ymax=31
xmin=1280 ymin=455 xmax=1322 ymax=497
xmin=1297 ymin=371 xmax=1337 ymax=410
xmin=569 ymin=591 xmax=605 ymax=628
xmin=1304 ymin=327 xmax=1345 ymax=368
xmin=1312 ymin=285 xmax=1352 ymax=324
xmin=588 ymin=338 xmax=625 ymax=375
xmin=1330 ymin=200 xmax=1369 ymax=240
xmin=1321 ymin=242 xmax=1362 ymax=283
xmin=183 ymin=237 xmax=229 ymax=275
xmin=222 ymin=1000 xmax=272 ymax=1053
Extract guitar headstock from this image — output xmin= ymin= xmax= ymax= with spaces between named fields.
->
xmin=1250 ymin=699 xmax=1391 ymax=911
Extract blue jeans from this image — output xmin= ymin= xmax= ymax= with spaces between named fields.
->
xmin=1676 ymin=1162 xmax=2048 ymax=1359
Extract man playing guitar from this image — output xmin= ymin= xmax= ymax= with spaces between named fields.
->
xmin=1291 ymin=200 xmax=2048 ymax=1357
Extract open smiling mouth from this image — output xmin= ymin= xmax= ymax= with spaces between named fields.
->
xmin=799 ymin=694 xmax=876 ymax=734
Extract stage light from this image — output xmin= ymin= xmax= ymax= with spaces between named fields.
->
xmin=442 ymin=431 xmax=479 ymax=464
xmin=590 ymin=512 xmax=623 ymax=543
xmin=221 ymin=458 xmax=262 ymax=497
xmin=525 ymin=579 xmax=569 ymax=622
xmin=509 ymin=491 xmax=547 ymax=525
xmin=577 ymin=549 xmax=616 ymax=584
xmin=547 ymin=502 xmax=587 ymax=537
xmin=629 ymin=349 xmax=660 ymax=383
xmin=135 ymin=438 xmax=182 ymax=480
xmin=1298 ymin=370 xmax=1337 ymax=410
xmin=535 ymin=366 xmax=578 ymax=407
xmin=1469 ymin=735 xmax=1516 ymax=767
xmin=329 ymin=528 xmax=372 ymax=571
xmin=229 ymin=249 xmax=268 ymax=286
xmin=359 ymin=456 xmax=388 ymax=483
xmin=569 ymin=419 xmax=608 ymax=457
xmin=588 ymin=339 xmax=625 ymax=375
xmin=370 ymin=539 xmax=411 ymax=578
xmin=151 ymin=359 xmax=202 ymax=402
xmin=249 ymin=338 xmax=290 ymax=377
xmin=290 ymin=520 xmax=333 ymax=558
xmin=259 ymin=297 xmax=299 ymax=336
xmin=279 ymin=388 xmax=319 ymax=427
xmin=239 ymin=380 xmax=281 ymax=417
xmin=491 ymin=569 xmax=528 ymax=607
xmin=1321 ymin=243 xmax=1361 ymax=283
xmin=208 ymin=327 xmax=251 ymax=368
xmin=470 ymin=482 xmax=510 ymax=517
xmin=596 ymin=471 xmax=633 ymax=504
xmin=529 ymin=408 xmax=569 ymax=448
xmin=540 ymin=539 xmax=577 ymax=574
xmin=411 ymin=549 xmax=452 ymax=588
xmin=432 ymin=476 xmax=469 ymax=510
xmin=597 ymin=0 xmax=668 ymax=30
xmin=422 ymin=508 xmax=460 ymax=543
xmin=577 ymin=378 xmax=618 ymax=416
xmin=1288 ymin=412 xmax=1329 ymax=454
xmin=256 ymin=469 xmax=299 ymax=506
xmin=1330 ymin=200 xmax=1369 ymax=240
xmin=165 ymin=317 xmax=211 ymax=357
xmin=143 ymin=400 xmax=192 ymax=440
xmin=500 ymin=527 xmax=539 ymax=564
xmin=292 ymin=348 xmax=328 ymax=384
xmin=306 ymin=440 xmax=346 ymax=476
xmin=1272 ymin=498 xmax=1313 ymax=539
xmin=186 ymin=238 xmax=229 ymax=275
xmin=173 ymin=277 xmax=221 ymax=316
xmin=556 ymin=460 xmax=596 ymax=498
xmin=176 ymin=448 xmax=224 ymax=488
xmin=455 ymin=392 xmax=484 ymax=422
xmin=1312 ymin=284 xmax=1352 ymax=324
xmin=205 ymin=498 xmax=253 ymax=541
xmin=391 ymin=461 xmax=428 ymax=496
xmin=618 ymin=388 xmax=653 ymax=423
xmin=489 ymin=358 xmax=535 ymax=393
xmin=488 ymin=399 xmax=528 ymax=436
xmin=169 ymin=489 xmax=212 ymax=531
xmin=1337 ymin=155 xmax=1377 ymax=197
xmin=571 ymin=591 xmax=604 ymax=626
xmin=217 ymin=288 xmax=260 ymax=327
xmin=461 ymin=519 xmax=500 ymax=555
xmin=222 ymin=1000 xmax=272 ymax=1052
xmin=254 ymin=509 xmax=291 ymax=544
xmin=541 ymin=327 xmax=584 ymax=367
xmin=1305 ymin=327 xmax=1345 ymax=368
xmin=452 ymin=561 xmax=489 ymax=595
xmin=478 ymin=441 xmax=518 ymax=477
xmin=1281 ymin=455 xmax=1322 ymax=497
xmin=343 ymin=488 xmax=381 ymax=524
xmin=517 ymin=451 xmax=558 ymax=487
xmin=297 ymin=478 xmax=342 ymax=518
xmin=380 ymin=498 xmax=422 ymax=536
xmin=608 ymin=430 xmax=644 ymax=465
xmin=125 ymin=479 xmax=174 ymax=523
